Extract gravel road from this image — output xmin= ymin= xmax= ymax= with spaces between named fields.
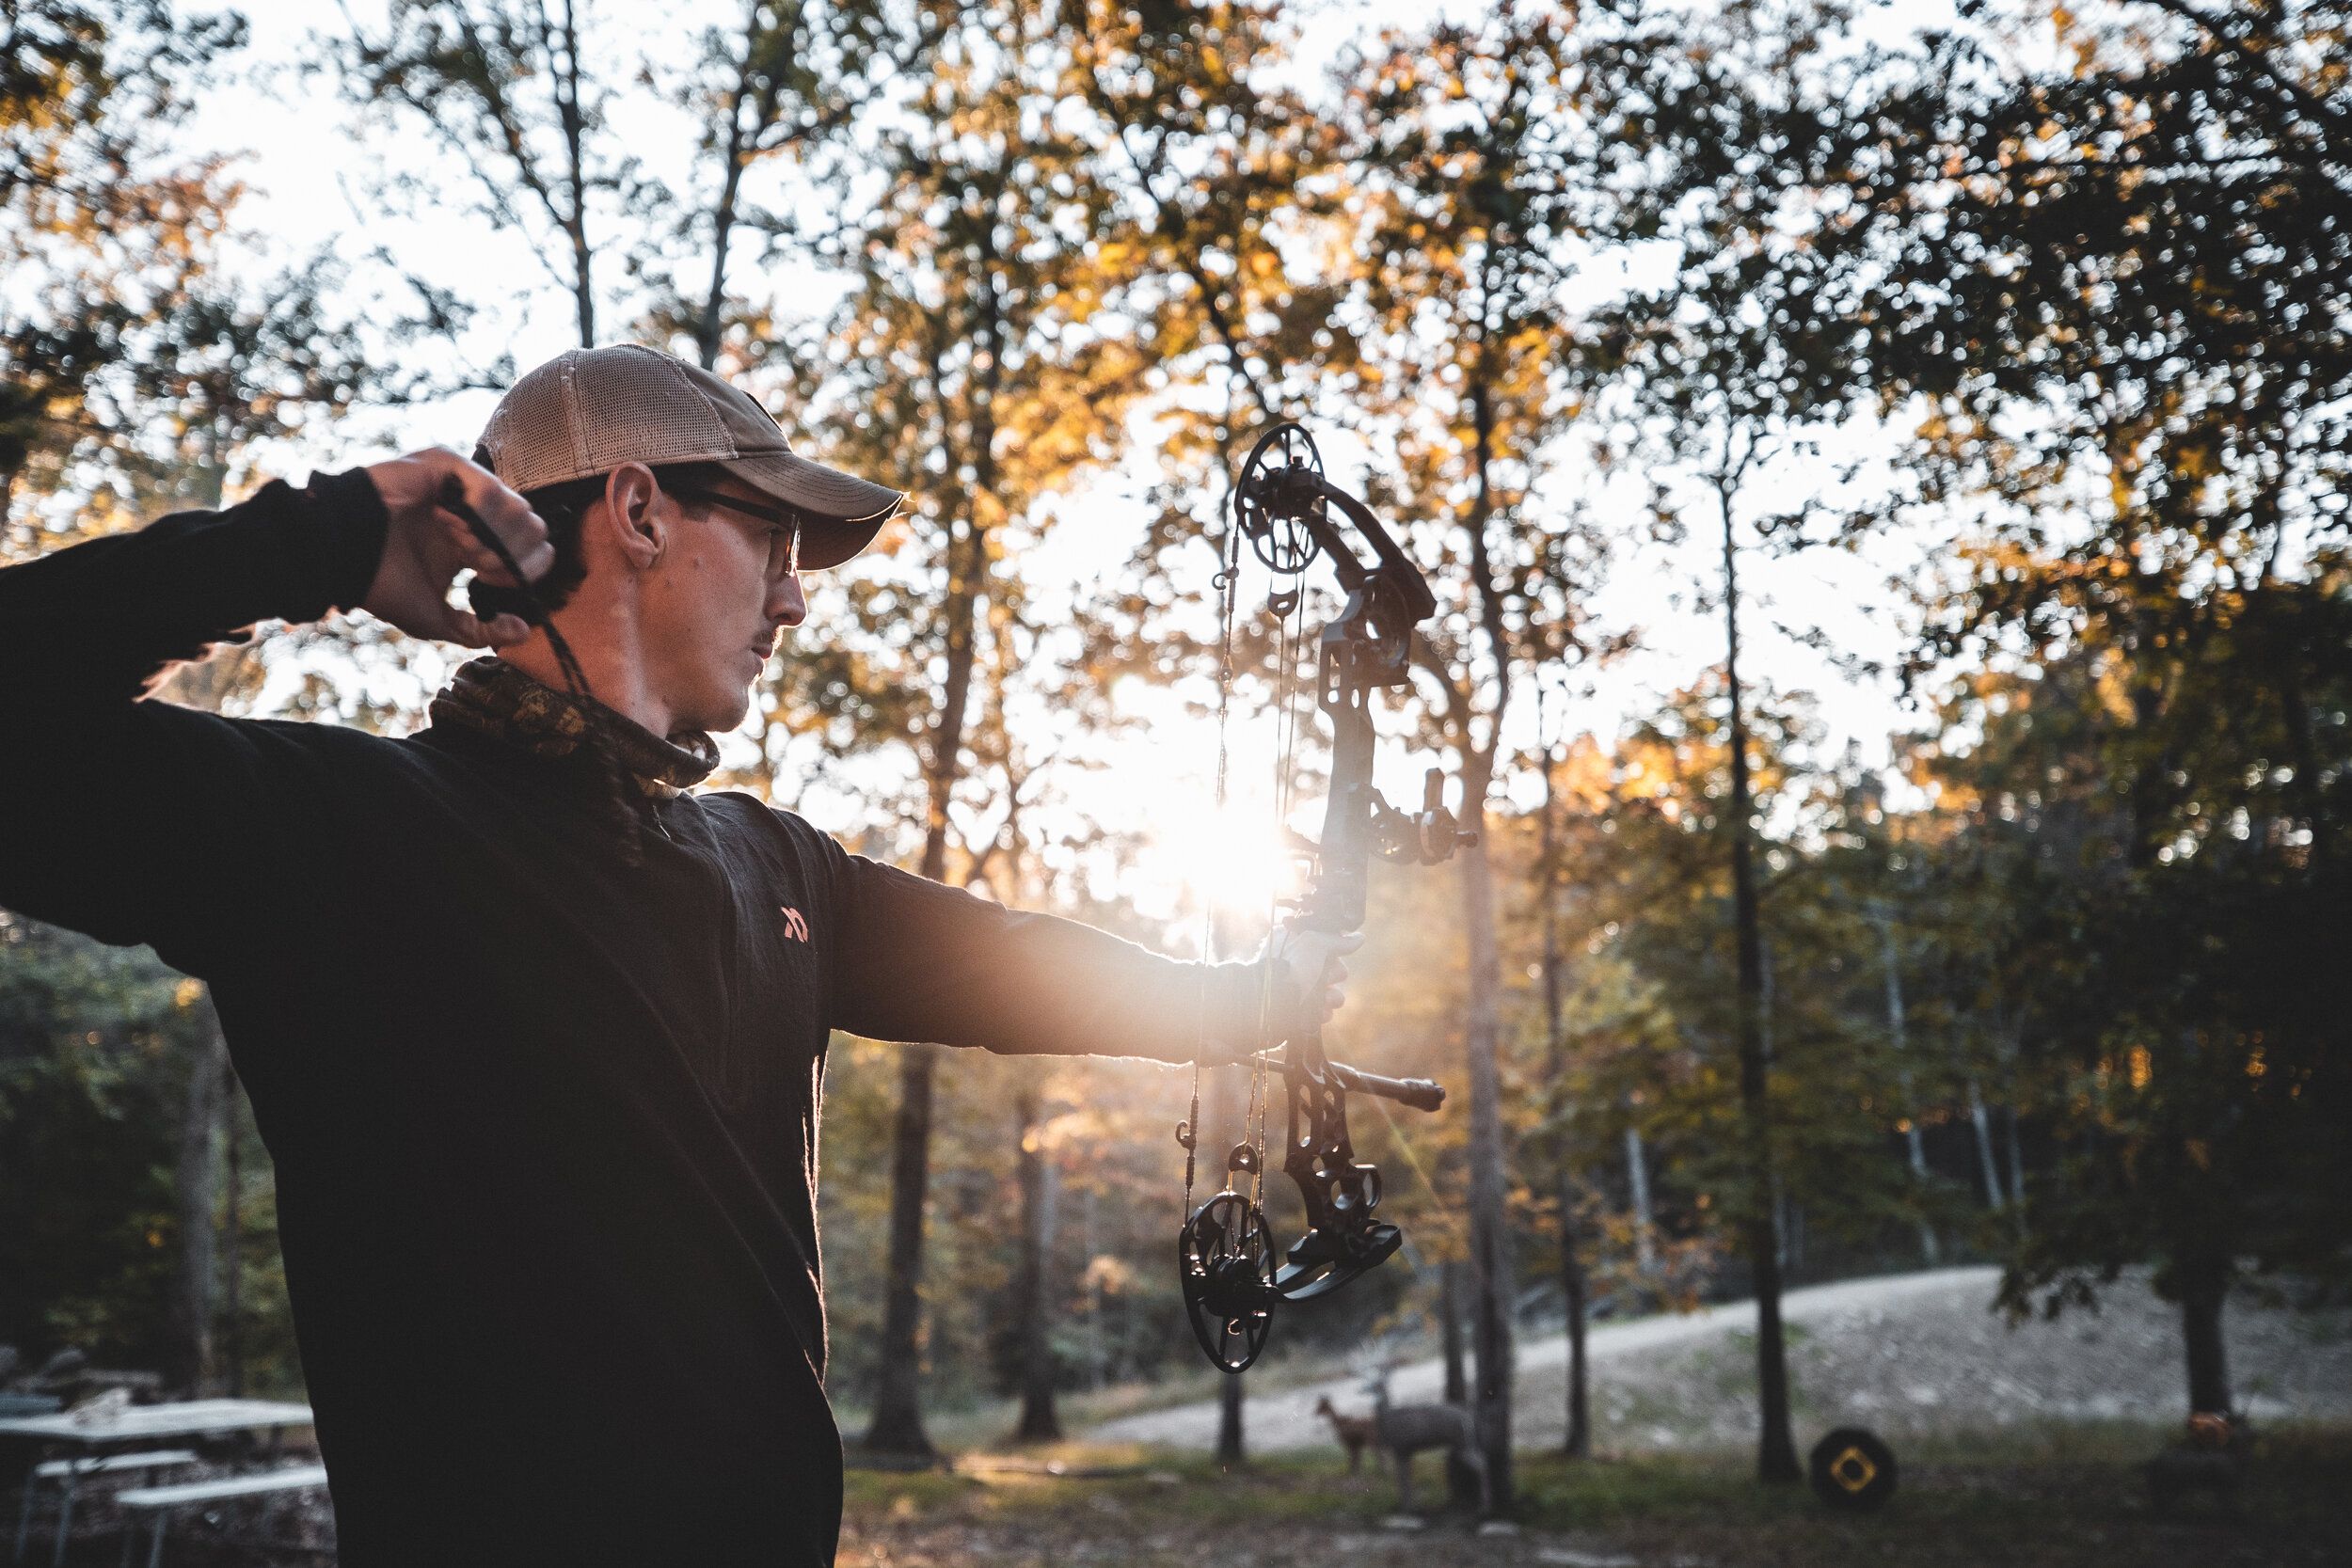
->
xmin=1085 ymin=1266 xmax=2352 ymax=1454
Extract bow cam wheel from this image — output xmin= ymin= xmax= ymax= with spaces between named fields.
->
xmin=1233 ymin=422 xmax=1325 ymax=578
xmin=1178 ymin=1191 xmax=1277 ymax=1372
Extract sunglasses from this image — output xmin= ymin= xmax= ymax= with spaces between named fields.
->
xmin=663 ymin=483 xmax=808 ymax=578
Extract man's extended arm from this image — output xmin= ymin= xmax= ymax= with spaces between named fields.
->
xmin=825 ymin=850 xmax=1300 ymax=1065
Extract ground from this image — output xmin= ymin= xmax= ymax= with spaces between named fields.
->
xmin=18 ymin=1269 xmax=2351 ymax=1562
xmin=839 ymin=1427 xmax=2352 ymax=1568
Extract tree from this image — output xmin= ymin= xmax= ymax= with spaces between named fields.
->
xmin=326 ymin=0 xmax=947 ymax=366
xmin=1533 ymin=688 xmax=1593 ymax=1456
xmin=1006 ymin=1076 xmax=1063 ymax=1443
xmin=642 ymin=0 xmax=949 ymax=368
xmin=4 ymin=1 xmax=398 ymax=544
xmin=0 ymin=915 xmax=220 ymax=1371
xmin=778 ymin=4 xmax=1158 ymax=1458
xmin=3 ymin=0 xmax=237 ymax=519
xmin=1837 ymin=0 xmax=2352 ymax=1414
xmin=1566 ymin=0 xmax=1896 ymax=1482
xmin=1338 ymin=1 xmax=1598 ymax=1505
xmin=329 ymin=0 xmax=636 ymax=348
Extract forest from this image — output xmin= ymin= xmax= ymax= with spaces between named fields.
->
xmin=2 ymin=0 xmax=2346 ymax=1557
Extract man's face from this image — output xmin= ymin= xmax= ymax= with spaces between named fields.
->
xmin=639 ymin=474 xmax=808 ymax=736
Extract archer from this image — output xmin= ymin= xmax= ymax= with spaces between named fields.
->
xmin=0 ymin=344 xmax=1361 ymax=1566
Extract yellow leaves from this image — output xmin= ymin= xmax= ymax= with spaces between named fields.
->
xmin=2127 ymin=1044 xmax=2152 ymax=1090
xmin=1082 ymin=1254 xmax=1136 ymax=1296
xmin=174 ymin=977 xmax=205 ymax=1009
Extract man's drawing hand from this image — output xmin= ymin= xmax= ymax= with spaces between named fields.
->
xmin=360 ymin=449 xmax=552 ymax=647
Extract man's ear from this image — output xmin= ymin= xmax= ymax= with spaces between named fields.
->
xmin=601 ymin=462 xmax=665 ymax=572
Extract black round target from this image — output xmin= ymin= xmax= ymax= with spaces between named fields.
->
xmin=1809 ymin=1427 xmax=1899 ymax=1512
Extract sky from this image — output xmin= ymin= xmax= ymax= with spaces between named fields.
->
xmin=186 ymin=0 xmax=1960 ymax=928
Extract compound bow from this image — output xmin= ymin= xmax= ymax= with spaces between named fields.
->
xmin=1175 ymin=422 xmax=1475 ymax=1373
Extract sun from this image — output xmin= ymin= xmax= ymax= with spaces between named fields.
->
xmin=1124 ymin=775 xmax=1305 ymax=946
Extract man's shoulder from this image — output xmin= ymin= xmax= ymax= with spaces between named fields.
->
xmin=236 ymin=714 xmax=462 ymax=770
xmin=219 ymin=713 xmax=546 ymax=806
xmin=135 ymin=702 xmax=417 ymax=766
xmin=691 ymin=787 xmax=836 ymax=848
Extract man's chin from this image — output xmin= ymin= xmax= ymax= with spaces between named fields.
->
xmin=680 ymin=689 xmax=755 ymax=739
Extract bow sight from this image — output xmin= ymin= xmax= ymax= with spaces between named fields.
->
xmin=1175 ymin=422 xmax=1477 ymax=1373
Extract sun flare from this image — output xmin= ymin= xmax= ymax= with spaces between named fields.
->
xmin=1125 ymin=779 xmax=1306 ymax=948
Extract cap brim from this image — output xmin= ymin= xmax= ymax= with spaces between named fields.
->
xmin=723 ymin=451 xmax=903 ymax=570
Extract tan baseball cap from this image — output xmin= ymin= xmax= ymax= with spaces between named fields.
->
xmin=476 ymin=344 xmax=903 ymax=570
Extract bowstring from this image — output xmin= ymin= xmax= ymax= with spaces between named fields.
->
xmin=1249 ymin=562 xmax=1312 ymax=1221
xmin=438 ymin=475 xmax=650 ymax=861
xmin=1185 ymin=487 xmax=1246 ymax=1231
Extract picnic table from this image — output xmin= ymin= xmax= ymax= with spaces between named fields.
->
xmin=2 ymin=1401 xmax=314 ymax=1567
xmin=0 ymin=1401 xmax=312 ymax=1453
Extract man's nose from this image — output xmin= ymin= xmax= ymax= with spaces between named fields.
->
xmin=770 ymin=572 xmax=807 ymax=627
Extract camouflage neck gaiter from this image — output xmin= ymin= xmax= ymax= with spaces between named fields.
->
xmin=428 ymin=657 xmax=720 ymax=800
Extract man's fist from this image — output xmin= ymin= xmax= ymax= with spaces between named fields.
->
xmin=359 ymin=449 xmax=553 ymax=647
xmin=1268 ymin=925 xmax=1365 ymax=1031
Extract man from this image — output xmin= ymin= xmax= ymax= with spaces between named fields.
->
xmin=0 ymin=345 xmax=1350 ymax=1563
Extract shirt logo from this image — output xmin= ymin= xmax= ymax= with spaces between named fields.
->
xmin=779 ymin=906 xmax=810 ymax=942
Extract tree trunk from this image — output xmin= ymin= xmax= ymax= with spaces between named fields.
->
xmin=1440 ymin=1254 xmax=1479 ymax=1507
xmin=1879 ymin=915 xmax=1941 ymax=1263
xmin=864 ymin=481 xmax=991 ymax=1459
xmin=1457 ymin=820 xmax=1516 ymax=1509
xmin=1537 ymin=721 xmax=1591 ymax=1458
xmin=552 ymin=0 xmax=597 ymax=347
xmin=1625 ymin=1126 xmax=1658 ymax=1275
xmin=1999 ymin=1016 xmax=2029 ymax=1218
xmin=1216 ymin=1372 xmax=1246 ymax=1465
xmin=1966 ymin=1080 xmax=2006 ymax=1211
xmin=169 ymin=1018 xmax=227 ymax=1396
xmin=1561 ymin=1170 xmax=1591 ymax=1458
xmin=1011 ymin=1088 xmax=1061 ymax=1443
xmin=1440 ymin=1257 xmax=1468 ymax=1405
xmin=692 ymin=5 xmax=757 ymax=368
xmin=1721 ymin=482 xmax=1801 ymax=1485
xmin=1081 ymin=1185 xmax=1105 ymax=1389
xmin=2004 ymin=1103 xmax=2028 ymax=1213
xmin=2179 ymin=1258 xmax=2233 ymax=1416
xmin=864 ymin=1044 xmax=940 ymax=1459
xmin=223 ymin=1073 xmax=245 ymax=1398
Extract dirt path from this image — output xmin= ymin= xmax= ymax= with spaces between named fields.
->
xmin=1086 ymin=1267 xmax=2352 ymax=1453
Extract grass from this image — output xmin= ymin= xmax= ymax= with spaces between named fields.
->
xmin=840 ymin=1422 xmax=2352 ymax=1567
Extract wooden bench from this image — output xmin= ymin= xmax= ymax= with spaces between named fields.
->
xmin=112 ymin=1466 xmax=327 ymax=1568
xmin=12 ymin=1451 xmax=197 ymax=1568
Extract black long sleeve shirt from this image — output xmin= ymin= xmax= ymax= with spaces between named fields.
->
xmin=0 ymin=475 xmax=1264 ymax=1565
